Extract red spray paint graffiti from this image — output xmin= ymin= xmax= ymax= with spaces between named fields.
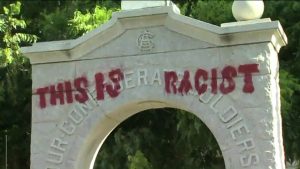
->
xmin=35 ymin=64 xmax=259 ymax=109
xmin=164 ymin=64 xmax=259 ymax=95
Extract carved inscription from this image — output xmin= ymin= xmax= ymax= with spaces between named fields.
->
xmin=40 ymin=64 xmax=261 ymax=168
xmin=46 ymin=90 xmax=99 ymax=168
xmin=198 ymin=91 xmax=259 ymax=167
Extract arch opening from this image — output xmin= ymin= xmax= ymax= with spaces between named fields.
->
xmin=91 ymin=108 xmax=225 ymax=169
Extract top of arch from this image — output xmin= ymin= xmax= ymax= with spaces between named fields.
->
xmin=21 ymin=3 xmax=287 ymax=64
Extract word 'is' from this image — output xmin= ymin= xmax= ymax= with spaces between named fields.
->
xmin=36 ymin=64 xmax=259 ymax=109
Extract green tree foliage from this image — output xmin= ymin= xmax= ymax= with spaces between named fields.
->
xmin=0 ymin=1 xmax=37 ymax=66
xmin=68 ymin=5 xmax=117 ymax=37
xmin=95 ymin=109 xmax=224 ymax=169
xmin=188 ymin=0 xmax=234 ymax=25
xmin=0 ymin=2 xmax=36 ymax=169
xmin=280 ymin=69 xmax=300 ymax=164
xmin=128 ymin=150 xmax=153 ymax=169
xmin=34 ymin=0 xmax=120 ymax=40
xmin=38 ymin=7 xmax=72 ymax=41
xmin=172 ymin=0 xmax=198 ymax=17
xmin=36 ymin=1 xmax=92 ymax=41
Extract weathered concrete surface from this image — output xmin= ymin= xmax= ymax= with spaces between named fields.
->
xmin=22 ymin=5 xmax=287 ymax=169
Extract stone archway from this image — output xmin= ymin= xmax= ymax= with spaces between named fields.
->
xmin=22 ymin=3 xmax=287 ymax=169
xmin=92 ymin=106 xmax=227 ymax=169
xmin=39 ymin=86 xmax=261 ymax=169
xmin=91 ymin=107 xmax=226 ymax=169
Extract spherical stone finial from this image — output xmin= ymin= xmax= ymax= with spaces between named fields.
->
xmin=232 ymin=0 xmax=264 ymax=21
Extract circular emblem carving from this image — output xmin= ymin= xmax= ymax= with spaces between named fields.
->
xmin=137 ymin=30 xmax=155 ymax=51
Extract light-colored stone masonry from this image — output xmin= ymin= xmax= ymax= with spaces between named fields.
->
xmin=22 ymin=4 xmax=287 ymax=169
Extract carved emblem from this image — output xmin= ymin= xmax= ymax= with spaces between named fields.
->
xmin=137 ymin=30 xmax=155 ymax=51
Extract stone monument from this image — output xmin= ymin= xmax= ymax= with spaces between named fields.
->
xmin=22 ymin=1 xmax=287 ymax=169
